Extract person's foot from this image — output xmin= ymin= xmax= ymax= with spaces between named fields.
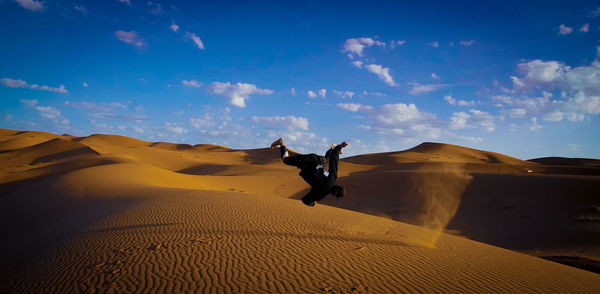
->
xmin=270 ymin=138 xmax=284 ymax=149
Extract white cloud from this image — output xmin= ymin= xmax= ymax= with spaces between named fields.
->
xmin=170 ymin=20 xmax=180 ymax=32
xmin=450 ymin=112 xmax=470 ymax=129
xmin=164 ymin=122 xmax=187 ymax=135
xmin=133 ymin=126 xmax=145 ymax=133
xmin=444 ymin=95 xmax=457 ymax=105
xmin=390 ymin=40 xmax=406 ymax=49
xmin=579 ymin=23 xmax=589 ymax=32
xmin=507 ymin=60 xmax=600 ymax=120
xmin=336 ymin=103 xmax=372 ymax=112
xmin=431 ymin=41 xmax=439 ymax=48
xmin=190 ymin=113 xmax=215 ymax=129
xmin=251 ymin=116 xmax=309 ymax=131
xmin=592 ymin=6 xmax=600 ymax=17
xmin=74 ymin=5 xmax=88 ymax=15
xmin=431 ymin=73 xmax=440 ymax=79
xmin=115 ymin=30 xmax=146 ymax=48
xmin=508 ymin=108 xmax=527 ymax=118
xmin=82 ymin=82 xmax=88 ymax=88
xmin=333 ymin=90 xmax=354 ymax=99
xmin=458 ymin=100 xmax=476 ymax=106
xmin=1 ymin=78 xmax=68 ymax=93
xmin=14 ymin=0 xmax=45 ymax=11
xmin=147 ymin=1 xmax=164 ymax=15
xmin=352 ymin=61 xmax=363 ymax=68
xmin=186 ymin=32 xmax=205 ymax=50
xmin=512 ymin=60 xmax=569 ymax=89
xmin=342 ymin=37 xmax=385 ymax=56
xmin=182 ymin=80 xmax=202 ymax=88
xmin=543 ymin=111 xmax=564 ymax=122
xmin=290 ymin=88 xmax=296 ymax=96
xmin=318 ymin=89 xmax=326 ymax=98
xmin=529 ymin=117 xmax=542 ymax=131
xmin=558 ymin=24 xmax=573 ymax=35
xmin=365 ymin=64 xmax=396 ymax=86
xmin=209 ymin=82 xmax=273 ymax=108
xmin=118 ymin=0 xmax=131 ymax=5
xmin=459 ymin=40 xmax=475 ymax=47
xmin=307 ymin=90 xmax=317 ymax=98
xmin=21 ymin=99 xmax=70 ymax=126
xmin=597 ymin=46 xmax=600 ymax=57
xmin=408 ymin=83 xmax=444 ymax=95
xmin=445 ymin=95 xmax=474 ymax=106
xmin=64 ymin=100 xmax=146 ymax=122
xmin=338 ymin=102 xmax=440 ymax=141
xmin=469 ymin=109 xmax=495 ymax=132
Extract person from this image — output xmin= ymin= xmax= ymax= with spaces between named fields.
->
xmin=271 ymin=138 xmax=348 ymax=206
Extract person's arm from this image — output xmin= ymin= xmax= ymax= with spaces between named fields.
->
xmin=327 ymin=142 xmax=348 ymax=180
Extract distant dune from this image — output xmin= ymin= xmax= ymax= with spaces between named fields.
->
xmin=1 ymin=128 xmax=599 ymax=293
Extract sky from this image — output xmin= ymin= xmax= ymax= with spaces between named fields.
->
xmin=1 ymin=0 xmax=600 ymax=159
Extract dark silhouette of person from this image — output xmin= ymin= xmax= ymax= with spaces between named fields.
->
xmin=271 ymin=138 xmax=347 ymax=206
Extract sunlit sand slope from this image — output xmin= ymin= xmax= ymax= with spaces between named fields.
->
xmin=3 ymin=189 xmax=599 ymax=293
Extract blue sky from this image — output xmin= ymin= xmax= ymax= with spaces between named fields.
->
xmin=1 ymin=0 xmax=600 ymax=159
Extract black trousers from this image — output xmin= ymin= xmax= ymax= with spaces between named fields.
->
xmin=280 ymin=145 xmax=339 ymax=181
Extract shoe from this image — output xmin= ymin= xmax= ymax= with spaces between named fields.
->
xmin=270 ymin=138 xmax=284 ymax=149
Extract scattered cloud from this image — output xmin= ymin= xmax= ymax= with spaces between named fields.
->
xmin=307 ymin=90 xmax=317 ymax=98
xmin=21 ymin=99 xmax=70 ymax=127
xmin=389 ymin=40 xmax=406 ymax=49
xmin=469 ymin=109 xmax=495 ymax=132
xmin=318 ymin=89 xmax=326 ymax=98
xmin=118 ymin=0 xmax=131 ymax=5
xmin=251 ymin=115 xmax=309 ymax=131
xmin=82 ymin=82 xmax=88 ymax=88
xmin=209 ymin=82 xmax=273 ymax=108
xmin=431 ymin=41 xmax=439 ymax=48
xmin=431 ymin=73 xmax=440 ymax=80
xmin=115 ymin=30 xmax=146 ymax=48
xmin=333 ymin=90 xmax=354 ymax=99
xmin=597 ymin=46 xmax=600 ymax=56
xmin=365 ymin=64 xmax=396 ymax=86
xmin=529 ymin=117 xmax=542 ymax=131
xmin=74 ymin=5 xmax=88 ymax=15
xmin=444 ymin=95 xmax=475 ymax=106
xmin=590 ymin=6 xmax=600 ymax=17
xmin=186 ymin=32 xmax=205 ymax=50
xmin=290 ymin=88 xmax=296 ymax=96
xmin=13 ymin=0 xmax=45 ymax=12
xmin=337 ymin=102 xmax=441 ymax=142
xmin=408 ymin=82 xmax=444 ymax=95
xmin=64 ymin=100 xmax=147 ymax=122
xmin=147 ymin=1 xmax=164 ymax=15
xmin=164 ymin=122 xmax=187 ymax=135
xmin=459 ymin=40 xmax=475 ymax=46
xmin=1 ymin=78 xmax=68 ymax=93
xmin=579 ymin=23 xmax=589 ymax=32
xmin=342 ymin=37 xmax=385 ymax=57
xmin=170 ymin=20 xmax=179 ymax=32
xmin=449 ymin=112 xmax=470 ymax=129
xmin=558 ymin=24 xmax=573 ymax=35
xmin=352 ymin=61 xmax=363 ymax=68
xmin=182 ymin=80 xmax=202 ymax=88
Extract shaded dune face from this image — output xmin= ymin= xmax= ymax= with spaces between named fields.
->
xmin=0 ymin=129 xmax=599 ymax=292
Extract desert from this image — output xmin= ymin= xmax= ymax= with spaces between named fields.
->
xmin=1 ymin=128 xmax=598 ymax=293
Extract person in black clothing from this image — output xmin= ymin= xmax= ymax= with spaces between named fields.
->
xmin=271 ymin=138 xmax=348 ymax=206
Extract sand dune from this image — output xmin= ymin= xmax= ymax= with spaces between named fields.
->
xmin=0 ymin=128 xmax=599 ymax=292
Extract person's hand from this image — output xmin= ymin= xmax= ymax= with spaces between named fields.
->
xmin=340 ymin=141 xmax=349 ymax=148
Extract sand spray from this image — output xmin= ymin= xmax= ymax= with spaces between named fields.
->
xmin=409 ymin=163 xmax=473 ymax=247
